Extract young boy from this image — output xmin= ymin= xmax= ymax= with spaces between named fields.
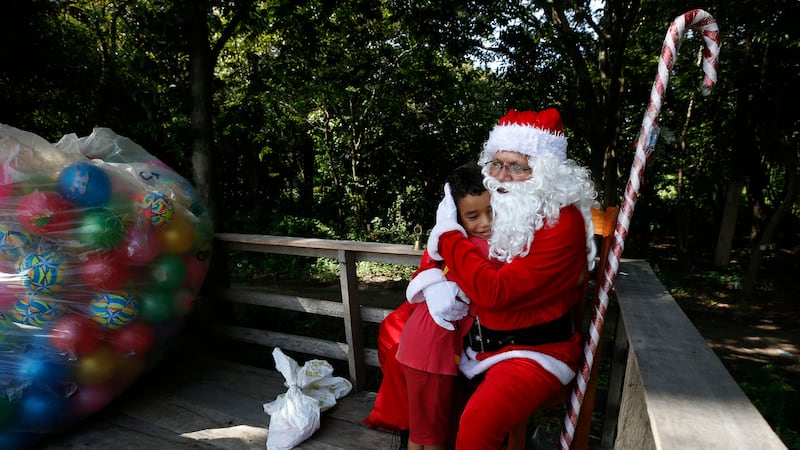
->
xmin=395 ymin=162 xmax=495 ymax=450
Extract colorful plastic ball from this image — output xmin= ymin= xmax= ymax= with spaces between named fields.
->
xmin=73 ymin=344 xmax=117 ymax=385
xmin=138 ymin=290 xmax=174 ymax=324
xmin=135 ymin=191 xmax=174 ymax=228
xmin=107 ymin=321 xmax=155 ymax=356
xmin=10 ymin=294 xmax=62 ymax=327
xmin=16 ymin=350 xmax=71 ymax=388
xmin=56 ymin=162 xmax=112 ymax=207
xmin=193 ymin=219 xmax=214 ymax=252
xmin=173 ymin=289 xmax=196 ymax=315
xmin=182 ymin=251 xmax=210 ymax=291
xmin=76 ymin=208 xmax=126 ymax=249
xmin=79 ymin=252 xmax=131 ymax=291
xmin=155 ymin=212 xmax=194 ymax=254
xmin=70 ymin=383 xmax=117 ymax=416
xmin=49 ymin=314 xmax=104 ymax=356
xmin=149 ymin=254 xmax=187 ymax=291
xmin=89 ymin=292 xmax=137 ymax=329
xmin=106 ymin=193 xmax=136 ymax=223
xmin=16 ymin=190 xmax=77 ymax=234
xmin=18 ymin=250 xmax=64 ymax=294
xmin=0 ymin=314 xmax=22 ymax=345
xmin=0 ymin=164 xmax=12 ymax=201
xmin=0 ymin=272 xmax=26 ymax=310
xmin=114 ymin=353 xmax=146 ymax=385
xmin=114 ymin=224 xmax=159 ymax=265
xmin=0 ymin=432 xmax=40 ymax=450
xmin=18 ymin=388 xmax=68 ymax=431
xmin=0 ymin=225 xmax=31 ymax=261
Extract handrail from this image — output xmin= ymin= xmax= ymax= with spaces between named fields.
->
xmin=611 ymin=260 xmax=786 ymax=449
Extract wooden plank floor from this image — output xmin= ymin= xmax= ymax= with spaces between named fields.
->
xmin=31 ymin=337 xmax=396 ymax=450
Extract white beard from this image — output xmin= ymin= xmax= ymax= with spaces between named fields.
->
xmin=485 ymin=177 xmax=543 ymax=263
xmin=480 ymin=153 xmax=599 ymax=265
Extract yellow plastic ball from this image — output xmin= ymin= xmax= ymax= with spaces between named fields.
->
xmin=74 ymin=345 xmax=117 ymax=385
xmin=155 ymin=213 xmax=195 ymax=254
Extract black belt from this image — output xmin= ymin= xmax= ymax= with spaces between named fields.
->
xmin=467 ymin=313 xmax=573 ymax=353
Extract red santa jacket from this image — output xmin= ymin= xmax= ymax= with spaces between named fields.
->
xmin=438 ymin=205 xmax=587 ymax=382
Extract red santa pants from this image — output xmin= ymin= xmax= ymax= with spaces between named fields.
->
xmin=455 ymin=357 xmax=563 ymax=450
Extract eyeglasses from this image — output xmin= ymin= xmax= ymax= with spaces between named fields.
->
xmin=485 ymin=160 xmax=532 ymax=175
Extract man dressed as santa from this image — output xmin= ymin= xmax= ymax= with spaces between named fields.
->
xmin=423 ymin=108 xmax=598 ymax=449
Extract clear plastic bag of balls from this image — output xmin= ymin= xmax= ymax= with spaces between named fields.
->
xmin=0 ymin=125 xmax=212 ymax=447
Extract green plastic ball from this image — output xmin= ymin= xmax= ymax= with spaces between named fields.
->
xmin=78 ymin=208 xmax=126 ymax=249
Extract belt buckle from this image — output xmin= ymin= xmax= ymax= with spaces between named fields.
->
xmin=475 ymin=317 xmax=485 ymax=353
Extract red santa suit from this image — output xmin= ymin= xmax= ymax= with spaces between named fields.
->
xmin=437 ymin=205 xmax=586 ymax=450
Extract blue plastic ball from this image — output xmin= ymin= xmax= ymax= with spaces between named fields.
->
xmin=16 ymin=351 xmax=71 ymax=388
xmin=0 ymin=432 xmax=41 ymax=450
xmin=57 ymin=162 xmax=112 ymax=207
xmin=18 ymin=388 xmax=67 ymax=431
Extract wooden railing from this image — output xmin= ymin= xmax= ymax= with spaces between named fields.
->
xmin=207 ymin=234 xmax=787 ymax=449
xmin=209 ymin=233 xmax=423 ymax=392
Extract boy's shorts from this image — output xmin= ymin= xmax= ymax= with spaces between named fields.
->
xmin=403 ymin=365 xmax=454 ymax=445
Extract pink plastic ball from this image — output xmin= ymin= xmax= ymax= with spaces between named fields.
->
xmin=114 ymin=225 xmax=159 ymax=265
xmin=0 ymin=164 xmax=12 ymax=201
xmin=107 ymin=321 xmax=155 ymax=356
xmin=49 ymin=314 xmax=104 ymax=357
xmin=70 ymin=383 xmax=117 ymax=416
xmin=16 ymin=191 xmax=77 ymax=234
xmin=182 ymin=252 xmax=210 ymax=291
xmin=79 ymin=252 xmax=131 ymax=291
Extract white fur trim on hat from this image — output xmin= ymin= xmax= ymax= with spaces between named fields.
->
xmin=483 ymin=123 xmax=568 ymax=162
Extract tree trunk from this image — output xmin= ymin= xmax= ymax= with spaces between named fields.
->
xmin=742 ymin=151 xmax=798 ymax=296
xmin=185 ymin=0 xmax=216 ymax=228
xmin=714 ymin=180 xmax=744 ymax=267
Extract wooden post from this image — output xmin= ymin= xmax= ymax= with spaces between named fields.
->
xmin=339 ymin=249 xmax=367 ymax=390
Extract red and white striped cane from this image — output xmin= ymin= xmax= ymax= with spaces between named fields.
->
xmin=559 ymin=9 xmax=720 ymax=449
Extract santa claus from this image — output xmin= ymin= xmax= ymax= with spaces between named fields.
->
xmin=424 ymin=108 xmax=598 ymax=449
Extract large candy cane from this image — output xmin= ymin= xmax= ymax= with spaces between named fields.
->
xmin=560 ymin=9 xmax=720 ymax=449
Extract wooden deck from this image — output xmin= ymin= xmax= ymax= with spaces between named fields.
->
xmin=32 ymin=331 xmax=396 ymax=450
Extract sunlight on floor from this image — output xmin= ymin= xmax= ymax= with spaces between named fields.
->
xmin=180 ymin=424 xmax=267 ymax=446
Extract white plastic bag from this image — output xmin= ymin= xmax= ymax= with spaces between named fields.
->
xmin=263 ymin=347 xmax=353 ymax=449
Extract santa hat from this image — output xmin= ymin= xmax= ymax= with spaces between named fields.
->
xmin=482 ymin=108 xmax=568 ymax=161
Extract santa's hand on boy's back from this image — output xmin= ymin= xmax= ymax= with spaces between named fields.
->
xmin=423 ymin=280 xmax=469 ymax=331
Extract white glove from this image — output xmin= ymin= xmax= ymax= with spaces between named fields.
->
xmin=426 ymin=183 xmax=466 ymax=261
xmin=423 ymin=280 xmax=470 ymax=331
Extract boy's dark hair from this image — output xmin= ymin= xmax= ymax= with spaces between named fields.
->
xmin=446 ymin=162 xmax=486 ymax=203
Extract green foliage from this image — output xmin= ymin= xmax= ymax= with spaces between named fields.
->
xmin=3 ymin=1 xmax=799 ymax=445
xmin=735 ymin=363 xmax=799 ymax=448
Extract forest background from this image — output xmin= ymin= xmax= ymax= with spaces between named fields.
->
xmin=1 ymin=0 xmax=798 ymax=447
